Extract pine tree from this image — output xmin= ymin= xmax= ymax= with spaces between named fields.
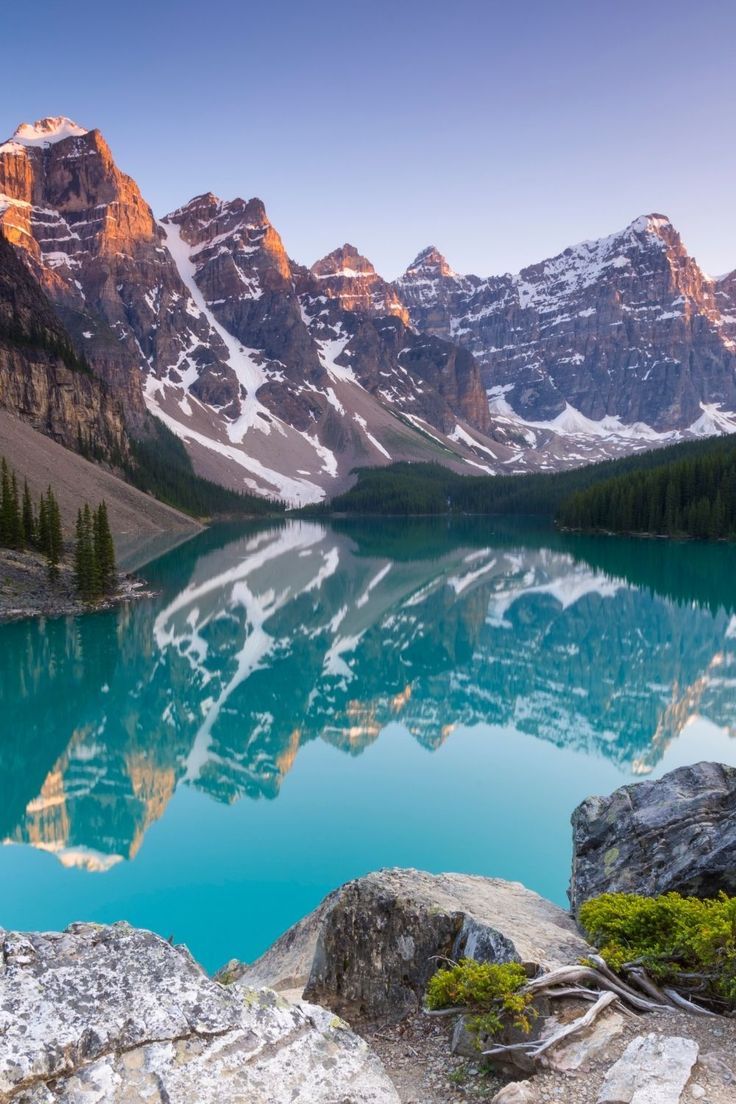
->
xmin=37 ymin=493 xmax=50 ymax=555
xmin=93 ymin=501 xmax=116 ymax=594
xmin=0 ymin=460 xmax=23 ymax=548
xmin=8 ymin=472 xmax=21 ymax=548
xmin=45 ymin=487 xmax=63 ymax=581
xmin=0 ymin=458 xmax=11 ymax=546
xmin=74 ymin=505 xmax=95 ymax=597
xmin=22 ymin=480 xmax=35 ymax=547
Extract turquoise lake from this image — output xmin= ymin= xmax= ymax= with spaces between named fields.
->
xmin=2 ymin=517 xmax=736 ymax=972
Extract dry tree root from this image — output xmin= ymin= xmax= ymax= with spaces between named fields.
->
xmin=426 ymin=957 xmax=720 ymax=1069
xmin=662 ymin=987 xmax=718 ymax=1016
xmin=482 ymin=990 xmax=617 ymax=1063
xmin=524 ymin=963 xmax=669 ymax=1013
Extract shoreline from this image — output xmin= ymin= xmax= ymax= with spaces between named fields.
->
xmin=0 ymin=546 xmax=156 ymax=624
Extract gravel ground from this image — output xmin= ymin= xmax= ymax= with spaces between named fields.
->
xmin=358 ymin=1014 xmax=504 ymax=1103
xmin=358 ymin=1008 xmax=736 ymax=1104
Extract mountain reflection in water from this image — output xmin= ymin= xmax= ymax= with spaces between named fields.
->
xmin=1 ymin=518 xmax=735 ymax=962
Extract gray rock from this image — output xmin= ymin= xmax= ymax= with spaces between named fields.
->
xmin=233 ymin=868 xmax=591 ymax=1024
xmin=597 ymin=1033 xmax=699 ymax=1104
xmin=490 ymin=1082 xmax=541 ymax=1104
xmin=0 ymin=921 xmax=399 ymax=1104
xmin=543 ymin=1009 xmax=626 ymax=1073
xmin=570 ymin=761 xmax=736 ymax=913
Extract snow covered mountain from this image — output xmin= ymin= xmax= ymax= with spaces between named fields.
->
xmin=2 ymin=116 xmax=736 ymax=502
xmin=395 ymin=216 xmax=736 ymax=436
xmin=0 ymin=118 xmax=521 ymax=502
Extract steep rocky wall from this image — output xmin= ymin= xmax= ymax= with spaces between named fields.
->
xmin=0 ymin=233 xmax=128 ymax=463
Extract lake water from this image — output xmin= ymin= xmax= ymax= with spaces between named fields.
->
xmin=2 ymin=518 xmax=736 ymax=972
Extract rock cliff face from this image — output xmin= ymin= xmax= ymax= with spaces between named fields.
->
xmin=569 ymin=761 xmax=736 ymax=912
xmin=0 ymin=233 xmax=127 ymax=463
xmin=395 ymin=217 xmax=736 ymax=431
xmin=0 ymin=118 xmax=237 ymax=430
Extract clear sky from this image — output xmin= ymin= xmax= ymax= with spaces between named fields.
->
xmin=4 ymin=0 xmax=735 ymax=279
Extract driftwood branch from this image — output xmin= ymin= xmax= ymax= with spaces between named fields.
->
xmin=545 ymin=986 xmax=601 ymax=1000
xmin=625 ymin=966 xmax=677 ymax=1007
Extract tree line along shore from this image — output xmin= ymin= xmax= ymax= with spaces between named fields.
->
xmin=306 ymin=431 xmax=736 ymax=540
xmin=0 ymin=456 xmax=117 ymax=600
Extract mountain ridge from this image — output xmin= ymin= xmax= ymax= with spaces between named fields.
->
xmin=1 ymin=116 xmax=735 ymax=505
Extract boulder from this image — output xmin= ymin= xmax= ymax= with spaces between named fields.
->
xmin=232 ymin=868 xmax=591 ymax=1024
xmin=0 ymin=921 xmax=399 ymax=1104
xmin=596 ymin=1033 xmax=699 ymax=1104
xmin=570 ymin=761 xmax=736 ymax=913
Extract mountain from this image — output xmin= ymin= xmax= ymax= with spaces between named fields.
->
xmin=0 ymin=119 xmax=515 ymax=503
xmin=395 ymin=216 xmax=736 ymax=435
xmin=2 ymin=116 xmax=736 ymax=505
xmin=156 ymin=193 xmax=502 ymax=501
xmin=0 ymin=232 xmax=127 ymax=463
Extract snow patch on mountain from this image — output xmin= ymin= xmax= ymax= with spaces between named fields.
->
xmin=1 ymin=117 xmax=88 ymax=152
xmin=160 ymin=220 xmax=269 ymax=441
xmin=688 ymin=403 xmax=736 ymax=437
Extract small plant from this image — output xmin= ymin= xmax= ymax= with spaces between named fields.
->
xmin=425 ymin=959 xmax=536 ymax=1044
xmin=448 ymin=1064 xmax=470 ymax=1085
xmin=579 ymin=891 xmax=736 ymax=1008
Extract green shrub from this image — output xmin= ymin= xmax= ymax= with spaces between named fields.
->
xmin=579 ymin=892 xmax=736 ymax=1006
xmin=425 ymin=959 xmax=536 ymax=1043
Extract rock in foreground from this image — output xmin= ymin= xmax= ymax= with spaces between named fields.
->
xmin=569 ymin=761 xmax=736 ymax=913
xmin=597 ymin=1033 xmax=699 ymax=1104
xmin=0 ymin=922 xmax=399 ymax=1104
xmin=232 ymin=868 xmax=591 ymax=1023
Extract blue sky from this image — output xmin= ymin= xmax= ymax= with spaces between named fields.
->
xmin=4 ymin=0 xmax=735 ymax=278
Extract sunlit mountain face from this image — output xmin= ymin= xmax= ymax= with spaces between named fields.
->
xmin=2 ymin=519 xmax=736 ymax=882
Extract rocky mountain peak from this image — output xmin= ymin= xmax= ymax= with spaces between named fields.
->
xmin=622 ymin=213 xmax=686 ymax=257
xmin=309 ymin=244 xmax=409 ymax=323
xmin=397 ymin=211 xmax=736 ymax=432
xmin=630 ymin=212 xmax=674 ymax=235
xmin=311 ymin=243 xmax=376 ymax=279
xmin=404 ymin=246 xmax=455 ymax=279
xmin=1 ymin=116 xmax=89 ymax=151
xmin=165 ymin=192 xmax=291 ymax=287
